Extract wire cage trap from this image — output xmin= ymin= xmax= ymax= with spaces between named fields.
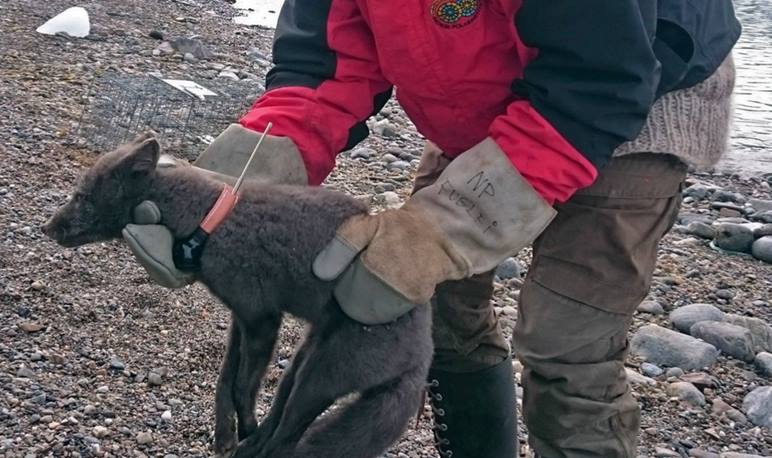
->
xmin=75 ymin=71 xmax=263 ymax=159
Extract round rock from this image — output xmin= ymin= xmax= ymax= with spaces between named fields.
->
xmin=637 ymin=300 xmax=665 ymax=315
xmin=641 ymin=362 xmax=664 ymax=377
xmin=350 ymin=147 xmax=375 ymax=160
xmin=752 ymin=224 xmax=772 ymax=238
xmin=666 ymin=367 xmax=684 ymax=378
xmin=683 ymin=184 xmax=711 ymax=200
xmin=754 ymin=352 xmax=772 ymax=376
xmin=667 ymin=381 xmax=705 ymax=407
xmin=714 ymin=223 xmax=754 ymax=252
xmin=751 ymin=236 xmax=772 ymax=263
xmin=686 ymin=222 xmax=716 ymax=239
xmin=136 ymin=431 xmax=153 ymax=445
xmin=630 ymin=324 xmax=719 ymax=371
xmin=495 ymin=257 xmax=522 ymax=280
xmin=689 ymin=321 xmax=755 ymax=362
xmin=723 ymin=313 xmax=772 ymax=353
xmin=109 ymin=357 xmax=125 ymax=371
xmin=742 ymin=386 xmax=772 ymax=427
xmin=669 ymin=303 xmax=725 ymax=333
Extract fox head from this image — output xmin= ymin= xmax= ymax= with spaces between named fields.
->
xmin=42 ymin=132 xmax=161 ymax=247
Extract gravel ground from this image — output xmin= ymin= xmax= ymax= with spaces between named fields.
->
xmin=0 ymin=1 xmax=770 ymax=457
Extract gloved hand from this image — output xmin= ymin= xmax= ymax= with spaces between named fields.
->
xmin=313 ymin=138 xmax=556 ymax=324
xmin=122 ymin=124 xmax=307 ymax=288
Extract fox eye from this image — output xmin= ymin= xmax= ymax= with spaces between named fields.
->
xmin=71 ymin=191 xmax=89 ymax=203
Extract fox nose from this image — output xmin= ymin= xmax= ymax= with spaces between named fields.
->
xmin=41 ymin=218 xmax=67 ymax=239
xmin=41 ymin=222 xmax=54 ymax=237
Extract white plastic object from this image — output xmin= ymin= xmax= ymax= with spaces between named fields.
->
xmin=36 ymin=7 xmax=90 ymax=38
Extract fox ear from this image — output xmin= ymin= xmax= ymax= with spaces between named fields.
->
xmin=131 ymin=138 xmax=161 ymax=172
xmin=119 ymin=137 xmax=160 ymax=175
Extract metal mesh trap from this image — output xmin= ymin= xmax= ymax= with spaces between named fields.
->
xmin=75 ymin=71 xmax=263 ymax=159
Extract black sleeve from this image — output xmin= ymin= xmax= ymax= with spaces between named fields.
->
xmin=513 ymin=0 xmax=660 ymax=168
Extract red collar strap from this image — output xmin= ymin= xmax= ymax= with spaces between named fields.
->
xmin=200 ymin=185 xmax=240 ymax=233
xmin=172 ymin=185 xmax=239 ymax=271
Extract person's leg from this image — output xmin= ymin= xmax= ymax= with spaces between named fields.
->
xmin=513 ymin=153 xmax=686 ymax=457
xmin=414 ymin=141 xmax=518 ymax=458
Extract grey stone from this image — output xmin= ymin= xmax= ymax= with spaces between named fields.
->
xmin=754 ymin=352 xmax=772 ymax=376
xmin=16 ymin=366 xmax=34 ymax=378
xmin=380 ymin=153 xmax=398 ymax=163
xmin=182 ymin=52 xmax=197 ymax=63
xmin=742 ymin=386 xmax=772 ymax=427
xmin=641 ymin=362 xmax=664 ymax=377
xmin=109 ymin=357 xmax=125 ymax=371
xmin=715 ymin=217 xmax=752 ymax=225
xmin=147 ymin=372 xmax=163 ymax=386
xmin=751 ymin=236 xmax=772 ymax=263
xmin=667 ymin=381 xmax=705 ymax=406
xmin=750 ymin=198 xmax=772 ymax=212
xmin=655 ymin=447 xmax=681 ymax=457
xmin=637 ymin=300 xmax=665 ymax=315
xmin=92 ymin=426 xmax=109 ymax=438
xmin=170 ymin=37 xmax=212 ymax=59
xmin=666 ymin=367 xmax=684 ymax=378
xmin=136 ymin=431 xmax=153 ymax=445
xmin=246 ymin=47 xmax=271 ymax=65
xmin=350 ymin=147 xmax=375 ymax=160
xmin=388 ymin=160 xmax=411 ymax=170
xmin=372 ymin=119 xmax=397 ymax=137
xmin=753 ymin=224 xmax=772 ymax=238
xmin=714 ymin=223 xmax=755 ymax=252
xmin=690 ymin=450 xmax=720 ymax=458
xmin=669 ymin=303 xmax=725 ymax=333
xmin=689 ymin=321 xmax=755 ymax=362
xmin=720 ymin=454 xmax=767 ymax=458
xmin=495 ymin=257 xmax=522 ymax=280
xmin=217 ymin=70 xmax=240 ymax=81
xmin=683 ymin=184 xmax=712 ymax=200
xmin=725 ymin=408 xmax=749 ymax=425
xmin=724 ymin=314 xmax=772 ymax=353
xmin=686 ymin=222 xmax=716 ymax=239
xmin=678 ymin=213 xmax=714 ymax=226
xmin=712 ymin=201 xmax=746 ymax=213
xmin=713 ymin=190 xmax=747 ymax=204
xmin=715 ymin=289 xmax=735 ymax=300
xmin=625 ymin=368 xmax=656 ymax=386
xmin=751 ymin=210 xmax=772 ymax=224
xmin=630 ymin=324 xmax=719 ymax=370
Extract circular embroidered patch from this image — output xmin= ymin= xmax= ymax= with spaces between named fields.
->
xmin=431 ymin=0 xmax=479 ymax=28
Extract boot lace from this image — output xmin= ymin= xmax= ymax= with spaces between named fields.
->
xmin=427 ymin=379 xmax=453 ymax=457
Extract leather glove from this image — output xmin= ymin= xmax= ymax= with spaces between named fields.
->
xmin=122 ymin=124 xmax=307 ymax=288
xmin=313 ymin=138 xmax=556 ymax=324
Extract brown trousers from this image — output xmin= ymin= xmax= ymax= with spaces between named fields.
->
xmin=416 ymin=147 xmax=687 ymax=457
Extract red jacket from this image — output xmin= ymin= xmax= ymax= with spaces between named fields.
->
xmin=240 ymin=0 xmax=663 ymax=203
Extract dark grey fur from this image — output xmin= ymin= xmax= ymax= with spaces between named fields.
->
xmin=43 ymin=133 xmax=433 ymax=458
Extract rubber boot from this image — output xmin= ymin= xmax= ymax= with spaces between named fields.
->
xmin=427 ymin=356 xmax=518 ymax=458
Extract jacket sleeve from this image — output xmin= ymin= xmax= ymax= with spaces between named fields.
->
xmin=489 ymin=0 xmax=661 ymax=204
xmin=239 ymin=0 xmax=393 ymax=185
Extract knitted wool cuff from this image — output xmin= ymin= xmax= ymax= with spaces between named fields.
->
xmin=614 ymin=55 xmax=736 ymax=169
